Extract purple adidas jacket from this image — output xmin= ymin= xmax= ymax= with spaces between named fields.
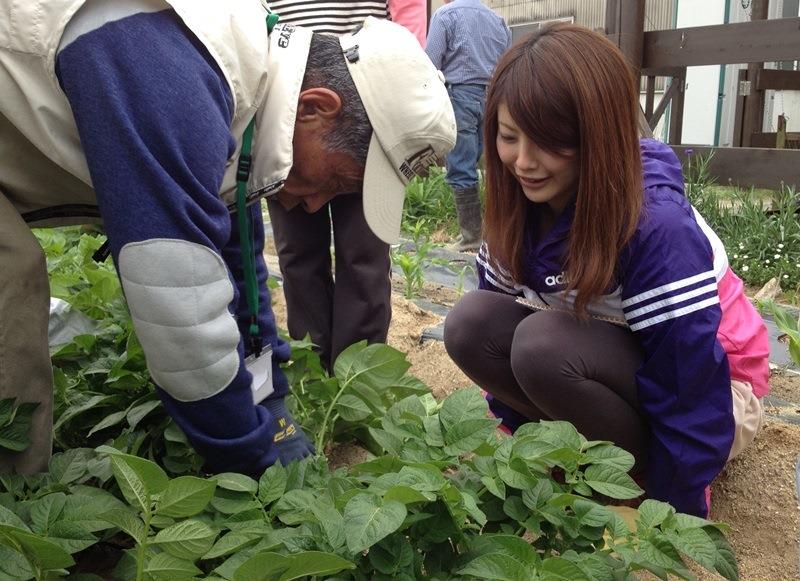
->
xmin=477 ymin=139 xmax=769 ymax=516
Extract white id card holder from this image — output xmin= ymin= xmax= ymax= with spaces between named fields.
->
xmin=245 ymin=347 xmax=274 ymax=404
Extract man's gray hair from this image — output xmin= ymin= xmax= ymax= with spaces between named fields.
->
xmin=302 ymin=33 xmax=372 ymax=165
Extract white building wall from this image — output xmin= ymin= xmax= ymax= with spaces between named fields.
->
xmin=674 ymin=0 xmax=726 ymax=145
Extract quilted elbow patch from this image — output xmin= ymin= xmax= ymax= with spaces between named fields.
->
xmin=119 ymin=239 xmax=241 ymax=402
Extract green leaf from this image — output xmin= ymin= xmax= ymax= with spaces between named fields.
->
xmin=156 ymin=476 xmax=216 ymax=518
xmin=572 ymin=499 xmax=612 ymax=528
xmin=203 ymin=530 xmax=262 ymax=560
xmin=48 ymin=448 xmax=93 ymax=485
xmin=443 ymin=418 xmax=497 ymax=455
xmin=336 ymin=394 xmax=371 ymax=422
xmin=258 ymin=463 xmax=287 ymax=506
xmin=423 ymin=416 xmax=445 ymax=447
xmin=583 ymin=443 xmax=636 ymax=472
xmin=310 ymin=498 xmax=346 ymax=550
xmin=583 ymin=465 xmax=643 ymax=499
xmin=152 ymin=519 xmax=218 ymax=560
xmin=439 ymin=388 xmax=487 ymax=432
xmin=0 ymin=505 xmax=31 ymax=530
xmin=0 ymin=543 xmax=34 ymax=580
xmin=97 ymin=446 xmax=169 ymax=510
xmin=383 ymin=485 xmax=432 ymax=504
xmin=29 ymin=493 xmax=67 ymax=535
xmin=210 ymin=489 xmax=261 ymax=515
xmin=0 ymin=524 xmax=74 ymax=570
xmin=0 ymin=399 xmax=15 ymax=426
xmin=212 ymin=473 xmax=258 ymax=494
xmin=272 ymin=489 xmax=317 ymax=525
xmin=278 ymin=551 xmax=356 ymax=580
xmin=126 ymin=399 xmax=161 ymax=430
xmin=637 ymin=499 xmax=674 ymax=530
xmin=233 ymin=551 xmax=291 ymax=581
xmin=539 ymin=556 xmax=593 ymax=580
xmin=481 ymin=475 xmax=506 ymax=500
xmin=99 ymin=508 xmax=146 ymax=541
xmin=0 ymin=401 xmax=38 ymax=452
xmin=369 ymin=534 xmax=414 ymax=575
xmin=87 ymin=409 xmax=127 ymax=437
xmin=60 ymin=486 xmax=127 ymax=533
xmin=536 ymin=421 xmax=585 ymax=451
xmin=144 ymin=552 xmax=202 ymax=579
xmin=334 ymin=343 xmax=411 ymax=392
xmin=664 ymin=528 xmax=717 ymax=570
xmin=468 ymin=534 xmax=540 ymax=568
xmin=638 ymin=535 xmax=688 ymax=572
xmin=457 ymin=553 xmax=530 ymax=581
xmin=343 ymin=493 xmax=407 ymax=554
xmin=46 ymin=521 xmax=98 ymax=554
xmin=705 ymin=526 xmax=739 ymax=581
xmin=497 ymin=457 xmax=539 ymax=490
xmin=368 ymin=428 xmax=403 ymax=455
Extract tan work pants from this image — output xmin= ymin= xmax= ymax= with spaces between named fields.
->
xmin=0 ymin=191 xmax=53 ymax=473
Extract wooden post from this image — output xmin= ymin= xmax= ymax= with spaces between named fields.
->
xmin=732 ymin=69 xmax=748 ymax=147
xmin=741 ymin=0 xmax=769 ymax=147
xmin=645 ymin=75 xmax=656 ymax=118
xmin=668 ymin=72 xmax=685 ymax=144
xmin=606 ymin=0 xmax=651 ymax=137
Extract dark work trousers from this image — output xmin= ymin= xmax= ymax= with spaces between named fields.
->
xmin=0 ymin=191 xmax=53 ymax=474
xmin=267 ymin=193 xmax=391 ymax=370
xmin=444 ymin=289 xmax=649 ymax=469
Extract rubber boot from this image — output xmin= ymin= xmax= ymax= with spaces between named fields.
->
xmin=449 ymin=186 xmax=482 ymax=253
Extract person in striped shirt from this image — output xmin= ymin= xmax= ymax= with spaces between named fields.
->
xmin=443 ymin=24 xmax=769 ymax=517
xmin=265 ymin=0 xmax=427 ymax=370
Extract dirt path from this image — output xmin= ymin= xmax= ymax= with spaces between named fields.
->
xmin=271 ymin=279 xmax=800 ymax=580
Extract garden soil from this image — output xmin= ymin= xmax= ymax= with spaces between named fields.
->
xmin=270 ymin=278 xmax=800 ymax=580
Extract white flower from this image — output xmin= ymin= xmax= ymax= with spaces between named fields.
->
xmin=765 ymin=259 xmax=770 ymax=264
xmin=783 ymin=274 xmax=789 ymax=279
xmin=739 ymin=243 xmax=745 ymax=249
xmin=733 ymin=254 xmax=739 ymax=259
xmin=742 ymin=265 xmax=750 ymax=272
xmin=778 ymin=243 xmax=784 ymax=249
xmin=774 ymin=254 xmax=781 ymax=259
xmin=743 ymin=255 xmax=749 ymax=259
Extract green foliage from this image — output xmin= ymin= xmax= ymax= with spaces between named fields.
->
xmin=402 ymin=166 xmax=457 ymax=238
xmin=2 ymin=389 xmax=739 ymax=580
xmin=34 ymin=228 xmax=202 ymax=474
xmin=391 ymin=223 xmax=446 ymax=300
xmin=684 ymin=153 xmax=800 ymax=295
xmin=757 ymin=300 xmax=800 ymax=366
xmin=0 ymin=398 xmax=39 ymax=453
xmin=283 ymin=338 xmax=429 ymax=454
xmin=9 ymin=229 xmax=740 ymax=579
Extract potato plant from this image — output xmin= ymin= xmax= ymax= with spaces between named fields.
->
xmin=0 ymin=229 xmax=741 ymax=580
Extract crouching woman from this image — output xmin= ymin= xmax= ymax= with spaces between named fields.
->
xmin=443 ymin=23 xmax=769 ymax=517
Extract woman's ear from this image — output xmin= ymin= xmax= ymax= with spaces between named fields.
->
xmin=296 ymin=88 xmax=342 ymax=123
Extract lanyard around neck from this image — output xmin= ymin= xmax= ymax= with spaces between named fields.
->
xmin=235 ymin=11 xmax=280 ymax=357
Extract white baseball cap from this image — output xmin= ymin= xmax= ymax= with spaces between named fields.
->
xmin=340 ymin=18 xmax=456 ymax=244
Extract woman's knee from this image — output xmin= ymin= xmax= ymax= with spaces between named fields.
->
xmin=509 ymin=311 xmax=574 ymax=379
xmin=444 ymin=291 xmax=491 ymax=362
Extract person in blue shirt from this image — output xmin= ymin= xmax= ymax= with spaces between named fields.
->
xmin=0 ymin=0 xmax=455 ymax=475
xmin=426 ymin=0 xmax=511 ymax=252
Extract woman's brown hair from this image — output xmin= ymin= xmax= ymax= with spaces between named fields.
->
xmin=483 ymin=23 xmax=643 ymax=315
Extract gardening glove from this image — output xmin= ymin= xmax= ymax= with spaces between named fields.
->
xmin=262 ymin=396 xmax=316 ymax=465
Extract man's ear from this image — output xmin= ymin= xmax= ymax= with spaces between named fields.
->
xmin=296 ymin=88 xmax=342 ymax=123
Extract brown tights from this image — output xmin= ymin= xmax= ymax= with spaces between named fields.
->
xmin=444 ymin=290 xmax=649 ymax=469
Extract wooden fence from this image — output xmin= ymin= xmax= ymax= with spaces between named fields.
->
xmin=605 ymin=0 xmax=800 ymax=190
